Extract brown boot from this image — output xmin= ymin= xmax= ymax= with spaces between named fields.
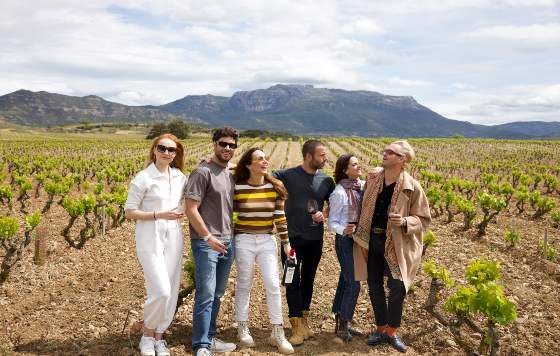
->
xmin=289 ymin=317 xmax=304 ymax=346
xmin=301 ymin=311 xmax=315 ymax=339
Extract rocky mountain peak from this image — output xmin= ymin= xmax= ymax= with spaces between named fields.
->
xmin=229 ymin=84 xmax=311 ymax=112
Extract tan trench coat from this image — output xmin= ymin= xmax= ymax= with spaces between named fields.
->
xmin=353 ymin=169 xmax=431 ymax=291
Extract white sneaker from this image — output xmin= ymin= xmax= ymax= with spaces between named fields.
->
xmin=210 ymin=337 xmax=236 ymax=353
xmin=154 ymin=339 xmax=170 ymax=356
xmin=139 ymin=335 xmax=156 ymax=356
xmin=195 ymin=348 xmax=212 ymax=356
xmin=269 ymin=324 xmax=294 ymax=354
xmin=237 ymin=321 xmax=255 ymax=347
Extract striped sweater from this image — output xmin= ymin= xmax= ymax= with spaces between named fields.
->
xmin=233 ymin=181 xmax=288 ymax=241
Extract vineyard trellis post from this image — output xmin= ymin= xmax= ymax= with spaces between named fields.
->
xmin=33 ymin=225 xmax=47 ymax=265
xmin=543 ymin=228 xmax=548 ymax=260
xmin=102 ymin=205 xmax=106 ymax=237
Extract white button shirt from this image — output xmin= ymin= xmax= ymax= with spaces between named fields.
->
xmin=328 ymin=179 xmax=365 ymax=236
xmin=125 ymin=163 xmax=188 ymax=252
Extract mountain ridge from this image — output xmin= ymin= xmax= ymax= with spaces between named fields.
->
xmin=0 ymin=85 xmax=558 ymax=138
xmin=0 ymin=89 xmax=190 ymax=126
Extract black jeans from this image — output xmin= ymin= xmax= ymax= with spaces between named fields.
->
xmin=281 ymin=237 xmax=323 ymax=317
xmin=367 ymin=233 xmax=406 ymax=328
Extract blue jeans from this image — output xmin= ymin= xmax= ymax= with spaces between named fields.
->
xmin=191 ymin=238 xmax=235 ymax=351
xmin=331 ymin=234 xmax=360 ymax=322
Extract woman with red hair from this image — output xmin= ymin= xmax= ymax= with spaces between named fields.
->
xmin=125 ymin=134 xmax=188 ymax=356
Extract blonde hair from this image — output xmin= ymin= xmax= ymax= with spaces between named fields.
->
xmin=391 ymin=140 xmax=415 ymax=163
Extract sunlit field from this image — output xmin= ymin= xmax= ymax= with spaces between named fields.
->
xmin=1 ymin=133 xmax=559 ymax=355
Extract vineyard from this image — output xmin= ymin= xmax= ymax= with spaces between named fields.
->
xmin=1 ymin=133 xmax=559 ymax=355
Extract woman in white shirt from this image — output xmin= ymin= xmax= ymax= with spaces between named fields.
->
xmin=125 ymin=134 xmax=188 ymax=356
xmin=328 ymin=154 xmax=364 ymax=343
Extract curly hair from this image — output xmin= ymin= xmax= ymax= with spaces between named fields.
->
xmin=212 ymin=126 xmax=239 ymax=143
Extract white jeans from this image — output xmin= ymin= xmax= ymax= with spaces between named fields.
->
xmin=234 ymin=233 xmax=283 ymax=325
xmin=136 ymin=227 xmax=183 ymax=333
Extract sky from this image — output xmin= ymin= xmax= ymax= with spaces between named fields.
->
xmin=1 ymin=0 xmax=559 ymax=125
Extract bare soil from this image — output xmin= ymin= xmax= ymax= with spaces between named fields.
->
xmin=1 ymin=197 xmax=559 ymax=355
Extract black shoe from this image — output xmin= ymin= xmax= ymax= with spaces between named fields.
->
xmin=348 ymin=320 xmax=364 ymax=336
xmin=366 ymin=331 xmax=387 ymax=346
xmin=336 ymin=320 xmax=352 ymax=342
xmin=387 ymin=334 xmax=407 ymax=353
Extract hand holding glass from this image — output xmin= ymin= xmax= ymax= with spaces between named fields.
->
xmin=307 ymin=199 xmax=319 ymax=226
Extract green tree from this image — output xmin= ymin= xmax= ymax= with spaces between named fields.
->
xmin=166 ymin=119 xmax=192 ymax=139
xmin=146 ymin=120 xmax=191 ymax=140
xmin=146 ymin=123 xmax=167 ymax=139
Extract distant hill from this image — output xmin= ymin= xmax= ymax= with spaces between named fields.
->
xmin=160 ymin=84 xmax=490 ymax=137
xmin=491 ymin=121 xmax=560 ymax=138
xmin=0 ymin=89 xmax=189 ymax=126
xmin=1 ymin=86 xmax=558 ymax=138
xmin=158 ymin=84 xmax=559 ymax=138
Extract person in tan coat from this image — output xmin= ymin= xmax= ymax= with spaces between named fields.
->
xmin=352 ymin=140 xmax=431 ymax=353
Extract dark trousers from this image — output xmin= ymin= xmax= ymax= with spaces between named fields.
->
xmin=367 ymin=233 xmax=406 ymax=328
xmin=281 ymin=237 xmax=323 ymax=317
xmin=332 ymin=234 xmax=360 ymax=322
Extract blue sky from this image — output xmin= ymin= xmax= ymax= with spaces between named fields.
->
xmin=1 ymin=0 xmax=559 ymax=125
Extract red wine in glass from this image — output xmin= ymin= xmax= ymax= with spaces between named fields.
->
xmin=307 ymin=199 xmax=319 ymax=226
xmin=346 ymin=209 xmax=359 ymax=235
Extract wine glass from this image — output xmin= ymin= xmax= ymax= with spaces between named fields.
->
xmin=307 ymin=199 xmax=319 ymax=226
xmin=173 ymin=195 xmax=186 ymax=214
xmin=347 ymin=209 xmax=359 ymax=235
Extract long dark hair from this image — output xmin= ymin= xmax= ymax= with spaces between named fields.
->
xmin=234 ymin=147 xmax=288 ymax=199
xmin=334 ymin=153 xmax=355 ymax=184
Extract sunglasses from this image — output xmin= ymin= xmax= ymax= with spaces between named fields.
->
xmin=217 ymin=141 xmax=238 ymax=149
xmin=383 ymin=149 xmax=404 ymax=157
xmin=156 ymin=144 xmax=178 ymax=154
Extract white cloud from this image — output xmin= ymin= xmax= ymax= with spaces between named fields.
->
xmin=430 ymin=84 xmax=560 ymax=124
xmin=452 ymin=82 xmax=475 ymax=90
xmin=341 ymin=17 xmax=385 ymax=36
xmin=388 ymin=77 xmax=433 ymax=87
xmin=0 ymin=0 xmax=559 ymax=124
xmin=464 ymin=23 xmax=560 ymax=50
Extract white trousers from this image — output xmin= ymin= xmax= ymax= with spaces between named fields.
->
xmin=234 ymin=233 xmax=283 ymax=325
xmin=136 ymin=227 xmax=183 ymax=333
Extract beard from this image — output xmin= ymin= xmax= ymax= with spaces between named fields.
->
xmin=215 ymin=150 xmax=232 ymax=164
xmin=310 ymin=159 xmax=325 ymax=170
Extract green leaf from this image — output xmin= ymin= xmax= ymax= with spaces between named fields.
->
xmin=0 ymin=217 xmax=19 ymax=240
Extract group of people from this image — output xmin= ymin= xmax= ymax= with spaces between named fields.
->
xmin=124 ymin=127 xmax=431 ymax=356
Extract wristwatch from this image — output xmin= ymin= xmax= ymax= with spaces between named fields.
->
xmin=202 ymin=234 xmax=211 ymax=242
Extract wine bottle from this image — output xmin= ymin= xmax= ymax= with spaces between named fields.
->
xmin=282 ymin=248 xmax=297 ymax=285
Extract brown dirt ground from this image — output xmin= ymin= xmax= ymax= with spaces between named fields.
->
xmin=1 ymin=193 xmax=560 ymax=356
xmin=285 ymin=142 xmax=302 ymax=169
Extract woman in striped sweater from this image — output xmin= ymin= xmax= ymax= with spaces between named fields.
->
xmin=232 ymin=147 xmax=294 ymax=354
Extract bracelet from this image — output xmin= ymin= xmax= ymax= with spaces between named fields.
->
xmin=153 ymin=211 xmax=157 ymax=220
xmin=280 ymin=239 xmax=289 ymax=246
xmin=202 ymin=234 xmax=212 ymax=242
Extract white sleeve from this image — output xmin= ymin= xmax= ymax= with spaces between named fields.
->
xmin=328 ymin=190 xmax=346 ymax=236
xmin=124 ymin=174 xmax=146 ymax=210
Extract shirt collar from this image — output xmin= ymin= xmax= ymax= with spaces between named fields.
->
xmin=147 ymin=162 xmax=181 ymax=178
